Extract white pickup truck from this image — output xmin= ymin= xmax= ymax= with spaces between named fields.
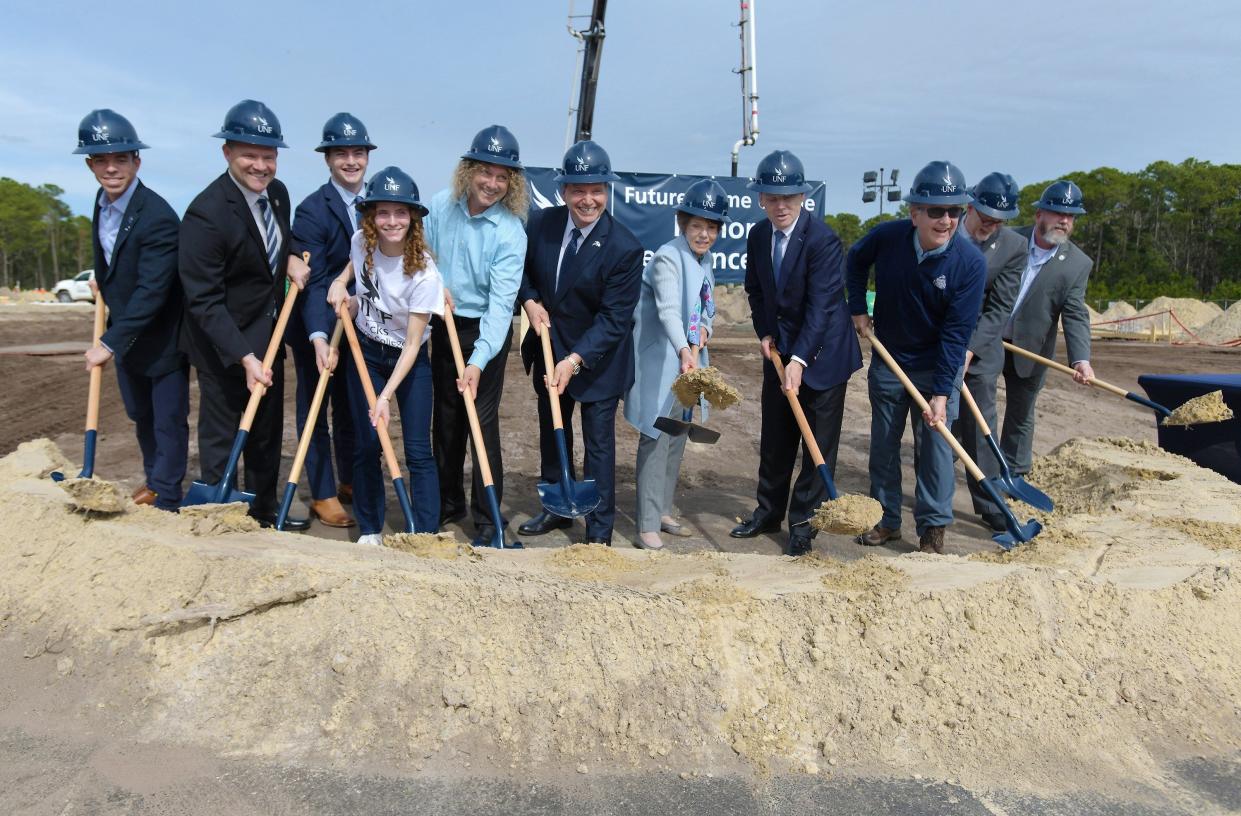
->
xmin=52 ymin=269 xmax=95 ymax=303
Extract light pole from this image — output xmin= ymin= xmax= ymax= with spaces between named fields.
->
xmin=862 ymin=168 xmax=902 ymax=216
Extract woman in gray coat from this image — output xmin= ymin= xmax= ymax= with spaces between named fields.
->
xmin=623 ymin=180 xmax=729 ymax=549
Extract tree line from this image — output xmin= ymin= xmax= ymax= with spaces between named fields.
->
xmin=0 ymin=178 xmax=93 ymax=290
xmin=826 ymin=158 xmax=1241 ymax=303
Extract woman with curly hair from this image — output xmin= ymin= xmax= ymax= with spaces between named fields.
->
xmin=424 ymin=125 xmax=528 ymax=546
xmin=327 ymin=166 xmax=444 ymax=544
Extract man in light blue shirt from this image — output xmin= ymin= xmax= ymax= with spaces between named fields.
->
xmin=425 ymin=125 xmax=528 ymax=545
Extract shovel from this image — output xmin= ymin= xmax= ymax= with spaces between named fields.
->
xmin=51 ymin=292 xmax=107 ymax=483
xmin=442 ymin=304 xmax=521 ymax=548
xmin=182 ymin=256 xmax=303 ymax=507
xmin=338 ymin=303 xmax=416 ymax=533
xmin=769 ymin=352 xmax=844 ymax=502
xmin=536 ymin=320 xmax=600 ymax=518
xmin=654 ymin=345 xmax=720 ymax=444
xmin=276 ymin=319 xmax=344 ymax=530
xmin=1002 ymin=341 xmax=1173 ymax=420
xmin=868 ymin=331 xmax=1041 ymax=550
xmin=958 ymin=381 xmax=1054 ymax=512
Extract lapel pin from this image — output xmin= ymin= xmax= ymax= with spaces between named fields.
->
xmin=1058 ymin=254 xmax=1066 ymax=260
xmin=592 ymin=240 xmax=602 ymax=248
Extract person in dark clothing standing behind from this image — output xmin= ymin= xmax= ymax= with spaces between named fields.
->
xmin=846 ymin=160 xmax=986 ymax=555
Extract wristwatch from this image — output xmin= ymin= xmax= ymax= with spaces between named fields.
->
xmin=563 ymin=354 xmax=582 ymax=375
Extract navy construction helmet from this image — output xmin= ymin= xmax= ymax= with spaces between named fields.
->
xmin=553 ymin=139 xmax=621 ymax=184
xmin=969 ymin=172 xmax=1020 ymax=220
xmin=212 ymin=99 xmax=289 ymax=149
xmin=359 ymin=166 xmax=429 ymax=217
xmin=1034 ymin=180 xmax=1087 ymax=215
xmin=316 ymin=112 xmax=376 ymax=152
xmin=677 ymin=179 xmax=730 ymax=223
xmin=904 ymin=160 xmax=971 ymax=206
xmin=747 ymin=150 xmax=813 ymax=195
xmin=73 ymin=109 xmax=149 ymax=155
xmin=462 ymin=124 xmax=522 ymax=169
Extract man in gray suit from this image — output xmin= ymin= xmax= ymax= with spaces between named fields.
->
xmin=955 ymin=173 xmax=1027 ymax=531
xmin=999 ymin=180 xmax=1095 ymax=481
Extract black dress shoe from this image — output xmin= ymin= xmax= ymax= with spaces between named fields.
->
xmin=251 ymin=512 xmax=310 ymax=532
xmin=980 ymin=512 xmax=1008 ymax=533
xmin=786 ymin=531 xmax=814 ymax=556
xmin=518 ymin=511 xmax=573 ymax=536
xmin=439 ymin=507 xmax=467 ymax=526
xmin=729 ymin=515 xmax=782 ymax=538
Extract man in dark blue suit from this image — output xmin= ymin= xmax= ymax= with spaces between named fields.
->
xmin=74 ymin=109 xmax=188 ymax=511
xmin=516 ymin=140 xmax=643 ymax=545
xmin=733 ymin=150 xmax=862 ymax=555
xmin=286 ymin=113 xmax=376 ymax=529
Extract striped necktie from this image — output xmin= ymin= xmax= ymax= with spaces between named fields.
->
xmin=257 ymin=195 xmax=279 ymax=276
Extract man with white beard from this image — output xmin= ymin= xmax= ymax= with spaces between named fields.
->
xmin=998 ymin=180 xmax=1095 ymax=481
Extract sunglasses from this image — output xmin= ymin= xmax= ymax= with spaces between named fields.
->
xmin=923 ymin=206 xmax=964 ymax=220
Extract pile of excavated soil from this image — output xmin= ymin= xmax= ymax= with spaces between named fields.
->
xmin=809 ymin=494 xmax=882 ymax=536
xmin=712 ymin=285 xmax=751 ymax=327
xmin=1099 ymin=300 xmax=1138 ymax=323
xmin=385 ymin=532 xmax=479 ymax=560
xmin=1197 ymin=301 xmax=1241 ymax=343
xmin=1163 ymin=389 xmax=1234 ymax=426
xmin=56 ymin=476 xmax=126 ymax=514
xmin=1137 ymin=296 xmax=1223 ymax=330
xmin=2 ymin=438 xmax=1240 ymax=802
xmin=671 ymin=367 xmax=742 ymax=410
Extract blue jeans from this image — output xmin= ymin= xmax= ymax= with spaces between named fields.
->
xmin=867 ymin=359 xmax=961 ymax=537
xmin=346 ymin=333 xmax=439 ymax=535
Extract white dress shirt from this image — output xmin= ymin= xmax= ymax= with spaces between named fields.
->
xmin=228 ymin=171 xmax=282 ymax=255
xmin=555 ymin=214 xmax=600 ymax=290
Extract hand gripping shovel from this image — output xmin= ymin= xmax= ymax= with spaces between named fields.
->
xmin=1002 ymin=341 xmax=1173 ymax=420
xmin=276 ymin=319 xmax=344 ymax=530
xmin=442 ymin=304 xmax=521 ymax=548
xmin=869 ymin=331 xmax=1040 ymax=550
xmin=536 ymin=321 xmax=600 ymax=518
xmin=182 ymin=258 xmax=302 ymax=507
xmin=339 ymin=305 xmax=416 ymax=533
xmin=52 ymin=292 xmax=108 ymax=482
xmin=654 ymin=345 xmax=721 ymax=444
xmin=958 ymin=381 xmax=1054 ymax=512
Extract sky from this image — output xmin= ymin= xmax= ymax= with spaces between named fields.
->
xmin=3 ymin=0 xmax=1239 ymax=220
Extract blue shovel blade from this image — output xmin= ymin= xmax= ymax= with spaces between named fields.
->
xmin=537 ymin=478 xmax=600 ymax=519
xmin=181 ymin=479 xmax=254 ymax=508
xmin=1002 ymin=475 xmax=1055 ymax=513
xmin=993 ymin=519 xmax=1043 ymax=551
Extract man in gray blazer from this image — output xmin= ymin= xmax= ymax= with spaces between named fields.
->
xmin=999 ymin=180 xmax=1095 ymax=481
xmin=955 ymin=173 xmax=1027 ymax=531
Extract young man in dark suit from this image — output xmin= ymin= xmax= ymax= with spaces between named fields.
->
xmin=516 ymin=140 xmax=643 ymax=546
xmin=178 ymin=100 xmax=309 ymax=528
xmin=74 ymin=109 xmax=188 ymax=511
xmin=287 ymin=113 xmax=377 ymax=529
xmin=733 ymin=149 xmax=862 ymax=556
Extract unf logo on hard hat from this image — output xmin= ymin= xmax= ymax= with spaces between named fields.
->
xmin=255 ymin=116 xmax=273 ymax=134
xmin=574 ymin=162 xmax=590 ymax=173
xmin=1062 ymin=188 xmax=1075 ymax=204
xmin=996 ymin=194 xmax=1009 ymax=208
xmin=384 ymin=176 xmax=400 ymax=192
xmin=487 ymin=136 xmax=503 ymax=153
xmin=342 ymin=123 xmax=357 ymax=137
xmin=940 ymin=170 xmax=957 ymax=193
xmin=91 ymin=125 xmax=107 ymax=142
xmin=773 ymin=172 xmax=786 ymax=183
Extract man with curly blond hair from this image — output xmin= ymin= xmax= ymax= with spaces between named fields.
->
xmin=425 ymin=125 xmax=529 ymax=546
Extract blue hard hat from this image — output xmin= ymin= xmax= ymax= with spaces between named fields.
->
xmin=462 ymin=124 xmax=522 ymax=169
xmin=969 ymin=172 xmax=1020 ymax=220
xmin=1034 ymin=180 xmax=1087 ymax=215
xmin=677 ymin=179 xmax=730 ymax=223
xmin=212 ymin=99 xmax=289 ymax=149
xmin=746 ymin=150 xmax=813 ymax=195
xmin=904 ymin=160 xmax=971 ymax=205
xmin=553 ymin=139 xmax=621 ymax=184
xmin=316 ymin=112 xmax=375 ymax=152
xmin=73 ymin=109 xmax=149 ymax=155
xmin=359 ymin=166 xmax=429 ymax=217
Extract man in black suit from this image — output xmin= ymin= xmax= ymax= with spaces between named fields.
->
xmin=178 ymin=100 xmax=308 ymax=528
xmin=516 ymin=140 xmax=643 ymax=545
xmin=74 ymin=109 xmax=188 ymax=511
xmin=732 ymin=150 xmax=862 ymax=555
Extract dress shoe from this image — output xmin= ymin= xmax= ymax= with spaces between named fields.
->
xmin=311 ymin=497 xmax=355 ymax=528
xmin=337 ymin=483 xmax=353 ymax=504
xmin=919 ymin=526 xmax=945 ymax=554
xmin=636 ymin=531 xmax=665 ymax=550
xmin=660 ymin=517 xmax=692 ymax=537
xmin=471 ymin=529 xmax=523 ymax=549
xmin=786 ymin=531 xmax=814 ymax=557
xmin=132 ymin=486 xmax=157 ymax=506
xmin=729 ymin=515 xmax=782 ymax=539
xmin=518 ymin=511 xmax=573 ymax=536
xmin=980 ymin=512 xmax=1008 ymax=533
xmin=856 ymin=525 xmax=901 ymax=547
xmin=251 ymin=511 xmax=310 ymax=532
xmin=131 ymin=483 xmax=151 ymax=500
xmin=439 ymin=507 xmax=467 ymax=526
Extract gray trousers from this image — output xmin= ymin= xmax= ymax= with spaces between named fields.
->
xmin=999 ymin=349 xmax=1048 ymax=477
xmin=956 ymin=365 xmax=1002 ymax=516
xmin=635 ymin=404 xmax=690 ymax=533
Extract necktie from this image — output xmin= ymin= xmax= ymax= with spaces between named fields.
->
xmin=772 ymin=230 xmax=787 ymax=287
xmin=557 ymin=227 xmax=582 ymax=290
xmin=352 ymin=196 xmax=364 ymax=231
xmin=257 ymin=196 xmax=279 ymax=276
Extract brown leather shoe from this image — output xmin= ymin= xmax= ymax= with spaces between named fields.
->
xmin=337 ymin=483 xmax=353 ymax=504
xmin=919 ymin=526 xmax=945 ymax=554
xmin=131 ymin=483 xmax=151 ymax=499
xmin=856 ymin=525 xmax=901 ymax=547
xmin=132 ymin=486 xmax=157 ymax=506
xmin=311 ymin=497 xmax=355 ymax=528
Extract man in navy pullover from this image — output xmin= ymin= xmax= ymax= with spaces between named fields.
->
xmin=846 ymin=161 xmax=985 ymax=554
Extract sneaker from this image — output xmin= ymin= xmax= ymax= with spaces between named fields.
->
xmin=357 ymin=533 xmax=384 ymax=546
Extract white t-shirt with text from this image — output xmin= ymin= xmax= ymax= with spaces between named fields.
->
xmin=349 ymin=231 xmax=444 ymax=348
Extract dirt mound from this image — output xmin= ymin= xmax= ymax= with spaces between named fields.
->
xmin=386 ymin=532 xmax=478 ymax=560
xmin=712 ymin=285 xmax=751 ymax=326
xmin=2 ymin=438 xmax=1241 ymax=800
xmin=56 ymin=477 xmax=126 ymax=513
xmin=1099 ymin=300 xmax=1137 ymax=322
xmin=180 ymin=502 xmax=261 ymax=536
xmin=1196 ymin=300 xmax=1241 ymax=343
xmin=1137 ymin=296 xmax=1223 ymax=330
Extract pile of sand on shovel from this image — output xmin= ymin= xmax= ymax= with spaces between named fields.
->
xmin=56 ymin=477 xmax=126 ymax=514
xmin=1162 ymin=389 xmax=1234 ymax=426
xmin=809 ymin=494 xmax=882 ymax=536
xmin=671 ymin=367 xmax=742 ymax=409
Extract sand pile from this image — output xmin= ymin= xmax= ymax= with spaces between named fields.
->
xmin=180 ymin=502 xmax=261 ymax=536
xmin=1196 ymin=300 xmax=1241 ymax=343
xmin=1163 ymin=389 xmax=1234 ymax=426
xmin=1099 ymin=300 xmax=1137 ymax=323
xmin=1136 ymin=296 xmax=1222 ymax=330
xmin=809 ymin=494 xmax=882 ymax=536
xmin=386 ymin=532 xmax=478 ymax=560
xmin=711 ymin=285 xmax=751 ymax=327
xmin=671 ymin=367 xmax=742 ymax=410
xmin=2 ymin=438 xmax=1241 ymax=801
xmin=56 ymin=476 xmax=126 ymax=513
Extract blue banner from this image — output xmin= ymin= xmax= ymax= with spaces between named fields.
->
xmin=526 ymin=169 xmax=826 ymax=284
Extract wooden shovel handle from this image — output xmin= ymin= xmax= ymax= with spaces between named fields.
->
xmin=239 ymin=252 xmax=306 ymax=432
xmin=442 ymin=305 xmax=495 ymax=486
xmin=85 ymin=292 xmax=107 ymax=433
xmin=769 ymin=352 xmax=826 ymax=468
xmin=958 ymin=381 xmax=991 ymax=436
xmin=338 ymin=302 xmax=403 ymax=481
xmin=867 ymin=331 xmax=986 ymax=482
xmin=286 ymin=319 xmax=343 ymax=485
xmin=537 ymin=321 xmax=566 ymax=431
xmin=1002 ymin=341 xmax=1126 ymax=398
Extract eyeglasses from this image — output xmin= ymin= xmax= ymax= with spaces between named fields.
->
xmin=976 ymin=213 xmax=1004 ymax=227
xmin=924 ymin=206 xmax=964 ymax=220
